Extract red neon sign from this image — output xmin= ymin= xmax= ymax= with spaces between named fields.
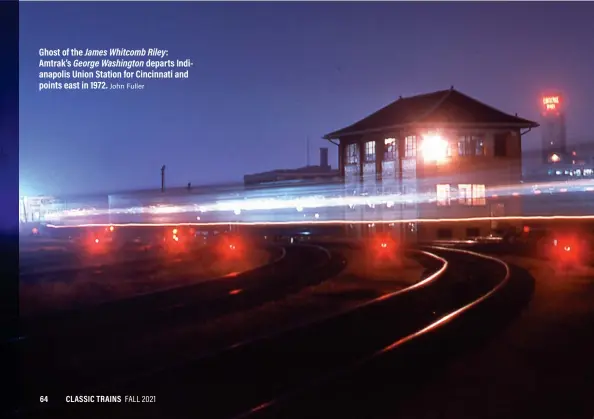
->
xmin=542 ymin=95 xmax=561 ymax=112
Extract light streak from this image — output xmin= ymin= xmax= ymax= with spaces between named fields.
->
xmin=37 ymin=175 xmax=594 ymax=226
xmin=45 ymin=214 xmax=594 ymax=229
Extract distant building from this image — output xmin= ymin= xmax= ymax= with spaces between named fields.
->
xmin=525 ymin=139 xmax=594 ymax=182
xmin=243 ymin=147 xmax=340 ymax=187
xmin=526 ymin=164 xmax=594 ymax=181
xmin=568 ymin=142 xmax=594 ymax=166
xmin=324 ymin=87 xmax=539 ymax=241
xmin=540 ymin=93 xmax=567 ymax=164
xmin=527 ymin=91 xmax=594 ymax=182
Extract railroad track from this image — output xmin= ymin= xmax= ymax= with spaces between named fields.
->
xmin=14 ymin=244 xmax=345 ymax=416
xmin=237 ymin=246 xmax=513 ymax=419
xmin=13 ymin=246 xmax=526 ymax=419
xmin=247 ymin=246 xmax=535 ymax=419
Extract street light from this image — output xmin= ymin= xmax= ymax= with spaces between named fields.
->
xmin=420 ymin=134 xmax=449 ymax=163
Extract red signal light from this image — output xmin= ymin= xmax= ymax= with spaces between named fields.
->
xmin=217 ymin=235 xmax=243 ymax=258
xmin=374 ymin=235 xmax=396 ymax=251
xmin=370 ymin=236 xmax=400 ymax=265
xmin=372 ymin=236 xmax=397 ymax=253
xmin=84 ymin=232 xmax=109 ymax=255
xmin=552 ymin=235 xmax=583 ymax=264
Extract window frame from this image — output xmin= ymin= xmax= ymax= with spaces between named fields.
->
xmin=472 ymin=184 xmax=486 ymax=205
xmin=384 ymin=138 xmax=397 ymax=161
xmin=457 ymin=135 xmax=486 ymax=157
xmin=458 ymin=183 xmax=472 ymax=205
xmin=364 ymin=140 xmax=376 ymax=162
xmin=405 ymin=135 xmax=417 ymax=158
xmin=474 ymin=136 xmax=486 ymax=156
xmin=436 ymin=184 xmax=451 ymax=206
xmin=345 ymin=143 xmax=359 ymax=165
xmin=458 ymin=183 xmax=486 ymax=206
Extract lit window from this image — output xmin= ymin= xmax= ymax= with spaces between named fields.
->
xmin=384 ymin=138 xmax=397 ymax=161
xmin=436 ymin=184 xmax=451 ymax=206
xmin=458 ymin=184 xmax=472 ymax=205
xmin=365 ymin=141 xmax=376 ymax=162
xmin=458 ymin=184 xmax=486 ymax=205
xmin=405 ymin=136 xmax=417 ymax=157
xmin=472 ymin=184 xmax=486 ymax=205
xmin=346 ymin=143 xmax=359 ymax=165
xmin=421 ymin=134 xmax=449 ymax=163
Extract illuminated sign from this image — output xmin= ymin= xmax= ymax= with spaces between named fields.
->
xmin=542 ymin=95 xmax=561 ymax=112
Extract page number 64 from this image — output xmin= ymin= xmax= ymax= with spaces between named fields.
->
xmin=40 ymin=396 xmax=48 ymax=403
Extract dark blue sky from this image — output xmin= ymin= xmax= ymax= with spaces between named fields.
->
xmin=19 ymin=1 xmax=594 ymax=196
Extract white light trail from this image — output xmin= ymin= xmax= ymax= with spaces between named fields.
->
xmin=40 ymin=177 xmax=594 ymax=225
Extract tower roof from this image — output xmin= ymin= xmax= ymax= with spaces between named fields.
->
xmin=324 ymin=88 xmax=539 ymax=139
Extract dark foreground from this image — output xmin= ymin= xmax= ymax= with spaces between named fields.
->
xmin=13 ymin=246 xmax=499 ymax=419
xmin=6 ymin=240 xmax=594 ymax=419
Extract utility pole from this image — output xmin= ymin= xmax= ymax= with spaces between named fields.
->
xmin=306 ymin=136 xmax=310 ymax=166
xmin=161 ymin=165 xmax=166 ymax=193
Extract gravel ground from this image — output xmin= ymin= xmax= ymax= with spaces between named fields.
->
xmin=19 ymin=243 xmax=197 ymax=273
xmin=19 ymin=248 xmax=270 ymax=315
xmin=390 ymin=255 xmax=594 ymax=419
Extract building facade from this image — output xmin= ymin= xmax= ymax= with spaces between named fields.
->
xmin=324 ymin=87 xmax=539 ymax=241
xmin=243 ymin=147 xmax=340 ymax=186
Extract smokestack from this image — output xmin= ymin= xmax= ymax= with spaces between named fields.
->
xmin=319 ymin=147 xmax=329 ymax=169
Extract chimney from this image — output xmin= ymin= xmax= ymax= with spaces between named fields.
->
xmin=319 ymin=147 xmax=329 ymax=169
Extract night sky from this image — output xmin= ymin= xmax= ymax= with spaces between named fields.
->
xmin=19 ymin=1 xmax=594 ymax=196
